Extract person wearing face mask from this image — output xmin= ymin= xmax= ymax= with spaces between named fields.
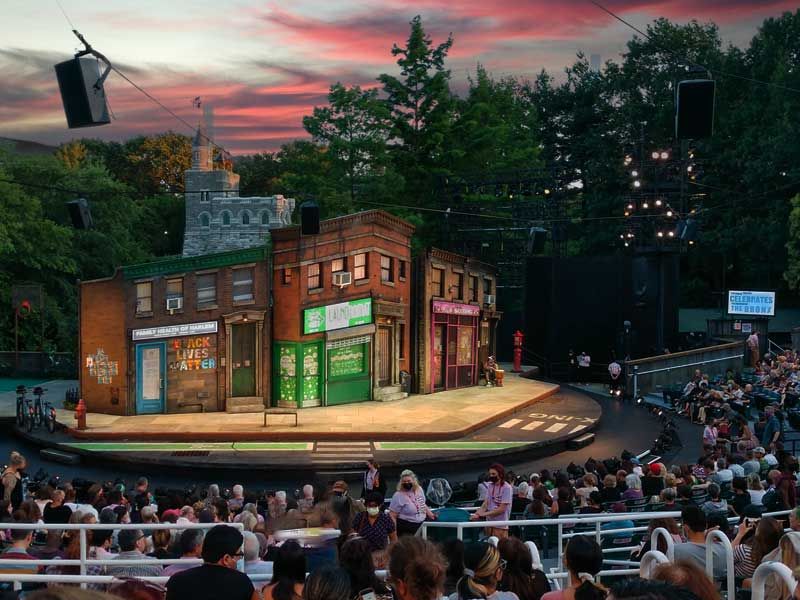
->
xmin=389 ymin=469 xmax=437 ymax=536
xmin=470 ymin=463 xmax=513 ymax=539
xmin=166 ymin=524 xmax=258 ymax=600
xmin=352 ymin=492 xmax=398 ymax=568
xmin=362 ymin=459 xmax=387 ymax=499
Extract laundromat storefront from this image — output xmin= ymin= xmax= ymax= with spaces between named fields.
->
xmin=274 ymin=297 xmax=373 ymax=408
xmin=131 ymin=320 xmax=219 ymax=414
xmin=431 ymin=301 xmax=479 ymax=391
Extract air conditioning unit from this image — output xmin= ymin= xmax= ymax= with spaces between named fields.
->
xmin=484 ymin=294 xmax=496 ymax=306
xmin=333 ymin=271 xmax=352 ymax=288
xmin=166 ymin=297 xmax=183 ymax=312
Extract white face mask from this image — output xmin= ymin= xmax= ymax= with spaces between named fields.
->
xmin=367 ymin=507 xmax=380 ymax=517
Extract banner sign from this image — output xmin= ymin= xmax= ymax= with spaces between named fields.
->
xmin=132 ymin=321 xmax=218 ymax=341
xmin=432 ymin=300 xmax=480 ymax=316
xmin=727 ymin=291 xmax=775 ymax=317
xmin=304 ymin=298 xmax=372 ymax=334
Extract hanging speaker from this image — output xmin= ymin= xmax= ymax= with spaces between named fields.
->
xmin=54 ymin=57 xmax=111 ymax=129
xmin=675 ymin=79 xmax=715 ymax=140
xmin=300 ymin=201 xmax=320 ymax=235
xmin=66 ymin=198 xmax=94 ymax=229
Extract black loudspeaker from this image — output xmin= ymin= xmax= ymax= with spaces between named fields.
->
xmin=527 ymin=227 xmax=547 ymax=254
xmin=54 ymin=57 xmax=111 ymax=129
xmin=66 ymin=198 xmax=94 ymax=229
xmin=300 ymin=201 xmax=320 ymax=235
xmin=676 ymin=79 xmax=715 ymax=140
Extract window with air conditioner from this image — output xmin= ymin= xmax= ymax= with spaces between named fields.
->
xmin=333 ymin=271 xmax=352 ymax=287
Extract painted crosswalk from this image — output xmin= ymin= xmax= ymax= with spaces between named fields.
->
xmin=499 ymin=418 xmax=523 ymax=429
xmin=311 ymin=441 xmax=373 ymax=465
xmin=489 ymin=412 xmax=597 ymax=438
xmin=522 ymin=421 xmax=545 ymax=431
xmin=544 ymin=423 xmax=567 ymax=433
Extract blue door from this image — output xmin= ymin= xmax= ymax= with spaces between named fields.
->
xmin=136 ymin=343 xmax=166 ymax=414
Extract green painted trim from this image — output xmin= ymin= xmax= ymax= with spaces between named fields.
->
xmin=375 ymin=441 xmax=533 ymax=451
xmin=123 ymin=244 xmax=269 ymax=280
xmin=233 ymin=442 xmax=312 ymax=451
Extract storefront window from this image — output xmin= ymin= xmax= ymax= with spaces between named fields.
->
xmin=354 ymin=253 xmax=368 ymax=280
xmin=232 ymin=268 xmax=254 ymax=302
xmin=136 ymin=282 xmax=152 ymax=314
xmin=196 ymin=273 xmax=216 ymax=308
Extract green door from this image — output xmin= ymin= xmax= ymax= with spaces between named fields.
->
xmin=231 ymin=322 xmax=256 ymax=396
xmin=272 ymin=341 xmax=323 ymax=408
xmin=327 ymin=340 xmax=371 ymax=405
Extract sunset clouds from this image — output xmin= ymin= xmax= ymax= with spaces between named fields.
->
xmin=0 ymin=0 xmax=795 ymax=154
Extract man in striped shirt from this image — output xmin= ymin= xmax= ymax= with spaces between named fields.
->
xmin=106 ymin=528 xmax=163 ymax=579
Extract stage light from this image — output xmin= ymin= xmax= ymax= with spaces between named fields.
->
xmin=631 ymin=170 xmax=639 ymax=177
xmin=624 ymin=156 xmax=633 ymax=165
xmin=687 ymin=165 xmax=693 ymax=173
xmin=627 ymin=233 xmax=634 ymax=238
xmin=624 ymin=211 xmax=630 ymax=217
xmin=657 ymin=231 xmax=664 ymax=238
xmin=642 ymin=201 xmax=649 ymax=209
xmin=636 ymin=396 xmax=644 ymax=405
xmin=620 ymin=234 xmax=625 ymax=239
xmin=666 ymin=209 xmax=673 ymax=217
xmin=660 ymin=151 xmax=669 ymax=160
xmin=633 ymin=180 xmax=641 ymax=188
xmin=651 ymin=151 xmax=659 ymax=159
xmin=655 ymin=199 xmax=662 ymax=207
xmin=627 ymin=203 xmax=634 ymax=210
xmin=624 ymin=242 xmax=629 ymax=247
xmin=668 ymin=231 xmax=675 ymax=237
xmin=689 ymin=240 xmax=695 ymax=245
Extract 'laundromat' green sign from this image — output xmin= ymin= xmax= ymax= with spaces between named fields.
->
xmin=303 ymin=297 xmax=372 ymax=334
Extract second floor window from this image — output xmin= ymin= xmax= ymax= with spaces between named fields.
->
xmin=432 ymin=268 xmax=444 ymax=297
xmin=282 ymin=268 xmax=292 ymax=285
xmin=332 ymin=257 xmax=347 ymax=273
xmin=470 ymin=276 xmax=478 ymax=302
xmin=308 ymin=263 xmax=321 ymax=290
xmin=484 ymin=277 xmax=493 ymax=295
xmin=354 ymin=253 xmax=367 ymax=280
xmin=136 ymin=281 xmax=152 ymax=314
xmin=380 ymin=255 xmax=393 ymax=282
xmin=196 ymin=273 xmax=217 ymax=308
xmin=455 ymin=273 xmax=464 ymax=299
xmin=232 ymin=268 xmax=254 ymax=302
xmin=399 ymin=260 xmax=407 ymax=280
xmin=166 ymin=279 xmax=183 ymax=307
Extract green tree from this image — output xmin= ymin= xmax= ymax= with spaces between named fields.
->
xmin=235 ymin=152 xmax=283 ymax=196
xmin=303 ymin=82 xmax=396 ymax=204
xmin=55 ymin=140 xmax=88 ymax=170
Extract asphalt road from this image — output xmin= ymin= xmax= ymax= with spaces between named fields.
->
xmin=0 ymin=393 xmax=702 ymax=496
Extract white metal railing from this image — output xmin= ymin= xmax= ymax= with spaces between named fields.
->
xmin=639 ymin=550 xmax=670 ymax=578
xmin=705 ymin=529 xmax=734 ymax=597
xmin=768 ymin=339 xmax=785 ymax=355
xmin=752 ymin=561 xmax=796 ymax=600
xmin=649 ymin=527 xmax=675 ymax=561
xmin=628 ymin=352 xmax=744 ymax=397
xmin=0 ymin=521 xmax=243 ymax=591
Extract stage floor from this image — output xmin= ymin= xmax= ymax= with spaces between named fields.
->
xmin=57 ymin=374 xmax=560 ymax=441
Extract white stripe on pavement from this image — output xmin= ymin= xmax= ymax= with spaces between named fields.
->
xmin=522 ymin=421 xmax=545 ymax=431
xmin=544 ymin=423 xmax=568 ymax=433
xmin=499 ymin=419 xmax=523 ymax=429
xmin=569 ymin=425 xmax=587 ymax=434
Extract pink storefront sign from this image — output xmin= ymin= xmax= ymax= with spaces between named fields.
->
xmin=432 ymin=300 xmax=480 ymax=316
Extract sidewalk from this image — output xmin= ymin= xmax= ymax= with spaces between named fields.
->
xmin=0 ymin=379 xmax=77 ymax=418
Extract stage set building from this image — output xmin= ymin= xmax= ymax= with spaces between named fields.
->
xmin=413 ymin=248 xmax=501 ymax=394
xmin=78 ymin=126 xmax=500 ymax=415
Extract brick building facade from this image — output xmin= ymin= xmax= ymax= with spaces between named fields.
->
xmin=79 ymin=246 xmax=271 ymax=415
xmin=413 ymin=248 xmax=501 ymax=394
xmin=271 ymin=211 xmax=414 ymax=407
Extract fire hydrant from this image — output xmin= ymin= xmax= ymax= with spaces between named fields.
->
xmin=512 ymin=330 xmax=524 ymax=373
xmin=75 ymin=398 xmax=87 ymax=430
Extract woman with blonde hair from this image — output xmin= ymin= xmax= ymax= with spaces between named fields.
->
xmin=450 ymin=541 xmax=518 ymax=600
xmin=764 ymin=531 xmax=800 ymax=600
xmin=1 ymin=451 xmax=26 ymax=510
xmin=389 ymin=469 xmax=436 ymax=536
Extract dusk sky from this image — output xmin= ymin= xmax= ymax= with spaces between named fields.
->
xmin=1 ymin=1 xmax=796 ymax=154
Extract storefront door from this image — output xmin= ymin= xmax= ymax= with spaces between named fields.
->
xmin=273 ymin=341 xmax=323 ymax=408
xmin=231 ymin=322 xmax=256 ymax=397
xmin=433 ymin=324 xmax=445 ymax=391
xmin=377 ymin=326 xmax=392 ymax=387
xmin=136 ymin=342 xmax=165 ymax=414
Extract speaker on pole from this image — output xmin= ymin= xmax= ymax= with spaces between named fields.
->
xmin=300 ymin=201 xmax=320 ymax=235
xmin=54 ymin=57 xmax=111 ymax=129
xmin=66 ymin=198 xmax=94 ymax=229
xmin=675 ymin=79 xmax=715 ymax=140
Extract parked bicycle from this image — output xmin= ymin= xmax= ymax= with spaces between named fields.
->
xmin=41 ymin=394 xmax=56 ymax=434
xmin=32 ymin=386 xmax=46 ymax=428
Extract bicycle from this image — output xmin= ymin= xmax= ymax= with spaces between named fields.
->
xmin=32 ymin=386 xmax=46 ymax=428
xmin=42 ymin=396 xmax=57 ymax=434
xmin=15 ymin=386 xmax=27 ymax=428
xmin=22 ymin=396 xmax=35 ymax=433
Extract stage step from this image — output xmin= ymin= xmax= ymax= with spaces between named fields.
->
xmin=567 ymin=433 xmax=595 ymax=450
xmin=373 ymin=385 xmax=407 ymax=402
xmin=226 ymin=397 xmax=265 ymax=414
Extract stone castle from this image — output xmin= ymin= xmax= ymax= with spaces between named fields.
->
xmin=182 ymin=110 xmax=295 ymax=257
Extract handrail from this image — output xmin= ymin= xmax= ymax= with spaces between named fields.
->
xmin=705 ymin=529 xmax=734 ymax=598
xmin=525 ymin=541 xmax=543 ymax=571
xmin=639 ymin=550 xmax=670 ymax=578
xmin=625 ymin=341 xmax=744 ymax=366
xmin=631 ymin=353 xmax=744 ymax=377
xmin=649 ymin=527 xmax=675 ymax=561
xmin=768 ymin=339 xmax=785 ymax=355
xmin=752 ymin=561 xmax=797 ymax=600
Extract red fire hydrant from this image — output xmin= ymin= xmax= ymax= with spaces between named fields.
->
xmin=75 ymin=398 xmax=87 ymax=430
xmin=512 ymin=330 xmax=524 ymax=373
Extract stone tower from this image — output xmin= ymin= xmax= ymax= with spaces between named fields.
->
xmin=182 ymin=107 xmax=295 ymax=257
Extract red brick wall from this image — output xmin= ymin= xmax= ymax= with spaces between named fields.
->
xmin=79 ymin=272 xmax=128 ymax=415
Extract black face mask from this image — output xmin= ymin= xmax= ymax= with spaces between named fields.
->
xmin=488 ymin=476 xmax=499 ymax=483
xmin=402 ymin=482 xmax=413 ymax=491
